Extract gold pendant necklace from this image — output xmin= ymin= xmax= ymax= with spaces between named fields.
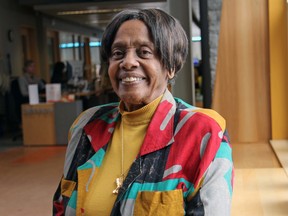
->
xmin=113 ymin=120 xmax=124 ymax=194
xmin=112 ymin=174 xmax=124 ymax=194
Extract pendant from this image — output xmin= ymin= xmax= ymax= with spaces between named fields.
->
xmin=112 ymin=176 xmax=123 ymax=194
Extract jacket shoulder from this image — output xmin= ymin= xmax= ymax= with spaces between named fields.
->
xmin=69 ymin=103 xmax=119 ymax=136
xmin=175 ymin=98 xmax=226 ymax=131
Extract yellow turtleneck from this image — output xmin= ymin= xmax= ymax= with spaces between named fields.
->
xmin=82 ymin=95 xmax=163 ymax=215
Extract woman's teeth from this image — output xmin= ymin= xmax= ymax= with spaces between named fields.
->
xmin=121 ymin=77 xmax=143 ymax=83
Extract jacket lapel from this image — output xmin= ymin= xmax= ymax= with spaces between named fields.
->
xmin=83 ymin=105 xmax=120 ymax=152
xmin=139 ymin=90 xmax=176 ymax=156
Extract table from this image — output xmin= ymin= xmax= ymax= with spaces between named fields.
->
xmin=21 ymin=101 xmax=82 ymax=145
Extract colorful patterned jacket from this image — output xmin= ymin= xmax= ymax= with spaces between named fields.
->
xmin=53 ymin=90 xmax=233 ymax=216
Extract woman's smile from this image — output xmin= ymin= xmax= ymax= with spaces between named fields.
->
xmin=120 ymin=76 xmax=145 ymax=84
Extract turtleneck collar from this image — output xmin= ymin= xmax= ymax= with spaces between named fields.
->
xmin=119 ymin=94 xmax=163 ymax=125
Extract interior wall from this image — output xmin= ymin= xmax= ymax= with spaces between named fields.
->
xmin=36 ymin=13 xmax=101 ymax=82
xmin=0 ymin=0 xmax=37 ymax=77
xmin=213 ymin=0 xmax=271 ymax=143
xmin=268 ymin=0 xmax=288 ymax=140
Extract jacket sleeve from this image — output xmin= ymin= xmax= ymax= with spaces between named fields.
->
xmin=53 ymin=180 xmax=65 ymax=216
xmin=185 ymin=130 xmax=234 ymax=215
xmin=52 ymin=107 xmax=100 ymax=215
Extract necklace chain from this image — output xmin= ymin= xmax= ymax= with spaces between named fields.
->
xmin=112 ymin=120 xmax=124 ymax=194
xmin=121 ymin=120 xmax=124 ymax=176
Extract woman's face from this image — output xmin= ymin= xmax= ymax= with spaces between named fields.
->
xmin=108 ymin=19 xmax=174 ymax=111
xmin=26 ymin=63 xmax=35 ymax=75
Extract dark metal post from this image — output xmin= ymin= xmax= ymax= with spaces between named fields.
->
xmin=199 ymin=0 xmax=212 ymax=108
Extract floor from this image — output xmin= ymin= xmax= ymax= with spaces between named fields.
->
xmin=270 ymin=140 xmax=288 ymax=176
xmin=0 ymin=143 xmax=65 ymax=215
xmin=0 ymin=137 xmax=287 ymax=215
xmin=232 ymin=141 xmax=288 ymax=216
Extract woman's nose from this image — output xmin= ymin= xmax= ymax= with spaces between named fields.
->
xmin=120 ymin=50 xmax=139 ymax=70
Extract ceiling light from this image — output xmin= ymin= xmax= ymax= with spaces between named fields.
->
xmin=88 ymin=20 xmax=111 ymax=24
xmin=192 ymin=36 xmax=201 ymax=42
xmin=57 ymin=8 xmax=122 ymax=16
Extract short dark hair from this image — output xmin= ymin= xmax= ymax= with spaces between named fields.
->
xmin=100 ymin=9 xmax=188 ymax=74
xmin=53 ymin=61 xmax=65 ymax=73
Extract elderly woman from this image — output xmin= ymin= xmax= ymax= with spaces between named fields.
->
xmin=53 ymin=9 xmax=233 ymax=216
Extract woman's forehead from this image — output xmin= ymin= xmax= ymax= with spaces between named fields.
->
xmin=112 ymin=20 xmax=153 ymax=45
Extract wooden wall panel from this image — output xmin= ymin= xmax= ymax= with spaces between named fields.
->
xmin=268 ymin=0 xmax=288 ymax=139
xmin=213 ymin=0 xmax=271 ymax=143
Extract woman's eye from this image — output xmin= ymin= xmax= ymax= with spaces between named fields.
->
xmin=111 ymin=50 xmax=124 ymax=59
xmin=138 ymin=48 xmax=152 ymax=58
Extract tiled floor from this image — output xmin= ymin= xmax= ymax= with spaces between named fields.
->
xmin=0 ymin=139 xmax=287 ymax=215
